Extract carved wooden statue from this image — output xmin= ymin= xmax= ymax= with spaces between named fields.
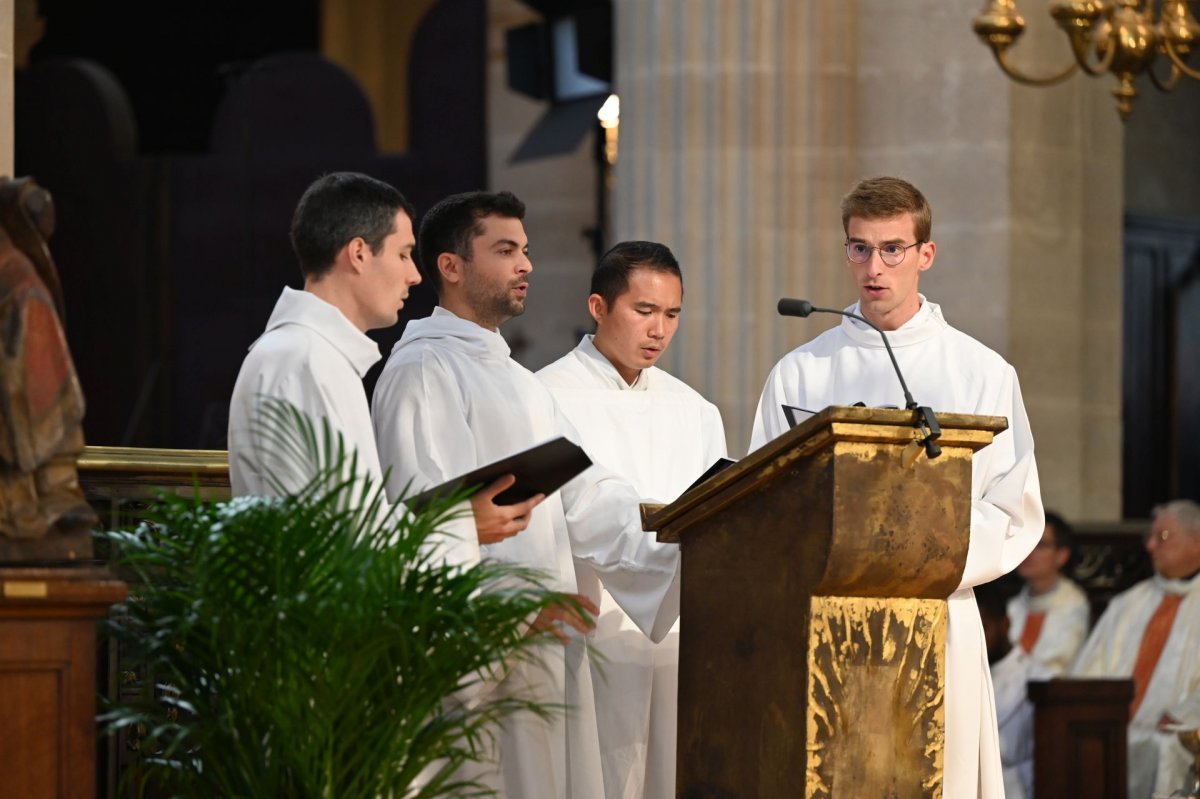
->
xmin=0 ymin=176 xmax=96 ymax=560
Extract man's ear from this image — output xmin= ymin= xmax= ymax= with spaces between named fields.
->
xmin=917 ymin=240 xmax=936 ymax=273
xmin=438 ymin=252 xmax=463 ymax=287
xmin=587 ymin=293 xmax=607 ymax=325
xmin=344 ymin=236 xmax=369 ymax=274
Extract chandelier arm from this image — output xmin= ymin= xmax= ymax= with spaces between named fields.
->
xmin=1147 ymin=57 xmax=1183 ymax=91
xmin=1065 ymin=26 xmax=1120 ymax=77
xmin=1162 ymin=38 xmax=1200 ymax=80
xmin=991 ymin=48 xmax=1080 ymax=86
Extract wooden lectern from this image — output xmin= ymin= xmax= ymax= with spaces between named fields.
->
xmin=642 ymin=405 xmax=1007 ymax=798
xmin=1029 ymin=678 xmax=1133 ymax=798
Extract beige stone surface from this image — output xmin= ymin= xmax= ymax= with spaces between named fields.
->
xmin=607 ymin=0 xmax=1125 ymax=518
xmin=613 ymin=0 xmax=857 ymax=455
xmin=1 ymin=0 xmax=12 ymax=176
xmin=487 ymin=0 xmax=599 ymax=370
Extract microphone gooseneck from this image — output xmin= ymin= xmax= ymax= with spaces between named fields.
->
xmin=777 ymin=298 xmax=915 ymax=410
xmin=776 ymin=297 xmax=941 ymax=458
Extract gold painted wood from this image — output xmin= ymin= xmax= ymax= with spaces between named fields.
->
xmin=640 ymin=405 xmax=998 ymax=798
xmin=3 ymin=580 xmax=47 ymax=598
xmin=78 ymin=445 xmax=230 ymax=502
xmin=646 ymin=405 xmax=1002 ymax=545
xmin=807 ymin=596 xmax=946 ymax=798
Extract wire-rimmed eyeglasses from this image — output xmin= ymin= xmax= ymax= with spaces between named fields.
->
xmin=1144 ymin=527 xmax=1172 ymax=545
xmin=845 ymin=240 xmax=923 ymax=266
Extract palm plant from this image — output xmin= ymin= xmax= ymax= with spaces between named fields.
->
xmin=100 ymin=399 xmax=576 ymax=798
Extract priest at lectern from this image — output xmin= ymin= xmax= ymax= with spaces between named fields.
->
xmin=750 ymin=176 xmax=1044 ymax=799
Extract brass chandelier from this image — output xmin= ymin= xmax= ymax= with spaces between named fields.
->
xmin=973 ymin=0 xmax=1200 ymax=120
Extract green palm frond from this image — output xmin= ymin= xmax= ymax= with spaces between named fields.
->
xmin=100 ymin=397 xmax=584 ymax=798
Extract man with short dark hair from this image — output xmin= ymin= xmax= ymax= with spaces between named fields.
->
xmin=1072 ymin=499 xmax=1200 ymax=797
xmin=537 ymin=240 xmax=727 ymax=799
xmin=371 ymin=192 xmax=682 ymax=798
xmin=750 ymin=176 xmax=1044 ymax=799
xmin=1007 ymin=510 xmax=1090 ymax=674
xmin=229 ymin=173 xmax=534 ymax=560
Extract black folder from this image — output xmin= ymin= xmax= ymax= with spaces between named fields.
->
xmin=403 ymin=436 xmax=592 ymax=512
xmin=685 ymin=457 xmax=737 ymax=492
xmin=782 ymin=404 xmax=815 ymax=428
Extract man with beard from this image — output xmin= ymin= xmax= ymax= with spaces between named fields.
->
xmin=371 ymin=191 xmax=681 ymax=799
xmin=228 ymin=173 xmax=532 ymax=564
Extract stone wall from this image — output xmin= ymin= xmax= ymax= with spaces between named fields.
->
xmin=609 ymin=0 xmax=1125 ymax=519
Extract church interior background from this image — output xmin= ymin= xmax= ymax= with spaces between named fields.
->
xmin=2 ymin=0 xmax=1198 ymax=527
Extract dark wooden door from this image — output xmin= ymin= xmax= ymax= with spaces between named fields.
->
xmin=1122 ymin=214 xmax=1200 ymax=517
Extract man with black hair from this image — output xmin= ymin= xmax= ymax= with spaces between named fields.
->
xmin=371 ymin=192 xmax=682 ymax=798
xmin=229 ymin=173 xmax=535 ymax=561
xmin=1007 ymin=510 xmax=1091 ymax=674
xmin=537 ymin=240 xmax=727 ymax=799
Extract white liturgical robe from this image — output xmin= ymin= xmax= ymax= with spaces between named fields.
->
xmin=1071 ymin=572 xmax=1200 ymax=798
xmin=227 ymin=287 xmax=478 ymax=566
xmin=371 ymin=307 xmax=683 ymax=799
xmin=229 ymin=287 xmax=386 ymax=497
xmin=537 ymin=335 xmax=727 ymax=799
xmin=749 ymin=297 xmax=1043 ymax=799
xmin=1007 ymin=576 xmax=1091 ymax=675
xmin=991 ymin=646 xmax=1052 ymax=799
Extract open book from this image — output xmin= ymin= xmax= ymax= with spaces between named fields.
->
xmin=403 ymin=436 xmax=592 ymax=512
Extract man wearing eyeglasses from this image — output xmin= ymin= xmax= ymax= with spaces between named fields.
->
xmin=750 ymin=175 xmax=1044 ymax=799
xmin=1071 ymin=499 xmax=1200 ymax=798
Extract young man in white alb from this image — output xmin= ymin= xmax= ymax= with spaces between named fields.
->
xmin=750 ymin=176 xmax=1044 ymax=799
xmin=538 ymin=240 xmax=727 ymax=799
xmin=372 ymin=192 xmax=683 ymax=798
xmin=229 ymin=172 xmax=536 ymax=564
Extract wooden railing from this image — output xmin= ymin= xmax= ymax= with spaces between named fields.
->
xmin=77 ymin=445 xmax=228 ymax=799
xmin=78 ymin=445 xmax=230 ymax=497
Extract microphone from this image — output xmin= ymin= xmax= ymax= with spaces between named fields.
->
xmin=777 ymin=298 xmax=941 ymax=458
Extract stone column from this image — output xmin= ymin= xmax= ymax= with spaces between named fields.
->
xmin=853 ymin=0 xmax=1122 ymax=519
xmin=1 ymin=0 xmax=13 ymax=176
xmin=613 ymin=0 xmax=860 ymax=456
xmin=613 ymin=0 xmax=1124 ymax=519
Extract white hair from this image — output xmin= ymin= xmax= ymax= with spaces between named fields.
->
xmin=1152 ymin=499 xmax=1200 ymax=534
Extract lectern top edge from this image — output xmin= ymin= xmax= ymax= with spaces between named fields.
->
xmin=790 ymin=404 xmax=1009 ymax=434
xmin=642 ymin=404 xmax=1007 ymax=536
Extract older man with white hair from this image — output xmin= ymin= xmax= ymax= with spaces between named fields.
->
xmin=1071 ymin=499 xmax=1200 ymax=798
